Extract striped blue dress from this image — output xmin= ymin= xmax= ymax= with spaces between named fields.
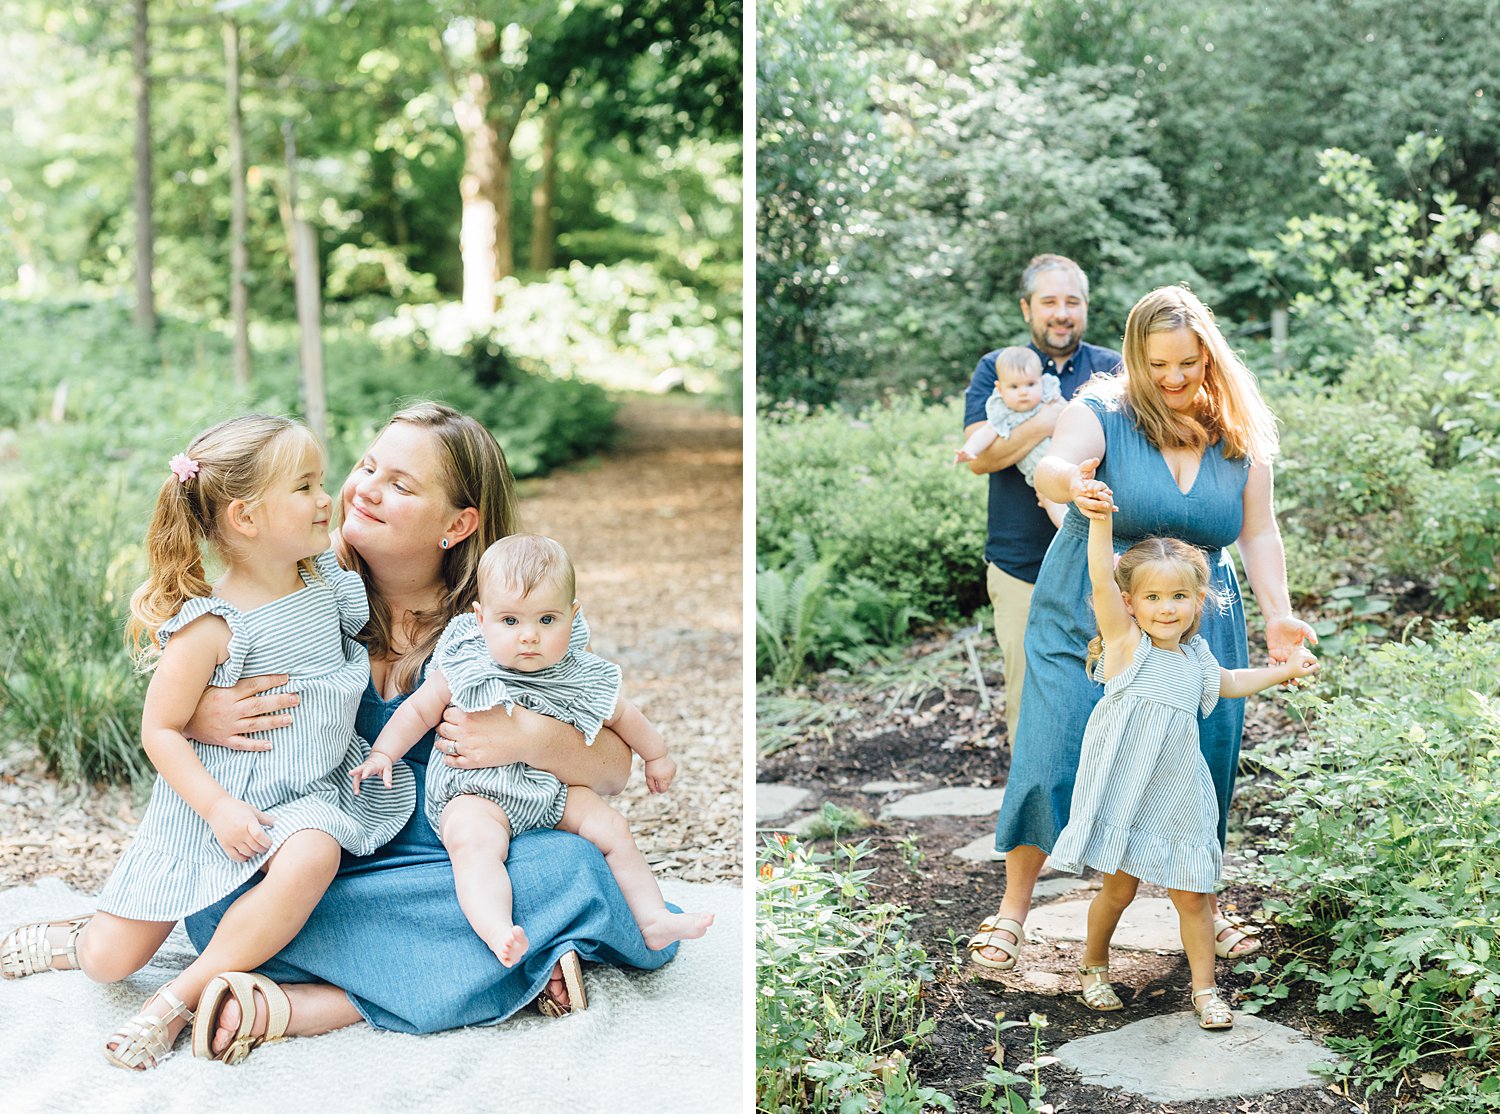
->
xmin=96 ymin=550 xmax=416 ymax=921
xmin=1048 ymin=633 xmax=1223 ymax=892
xmin=424 ymin=610 xmax=621 ymax=834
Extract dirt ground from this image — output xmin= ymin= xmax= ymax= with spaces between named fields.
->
xmin=758 ymin=634 xmax=1416 ymax=1114
xmin=0 ymin=395 xmax=743 ymax=892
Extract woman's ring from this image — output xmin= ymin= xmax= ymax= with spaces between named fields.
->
xmin=447 ymin=741 xmax=459 ymax=757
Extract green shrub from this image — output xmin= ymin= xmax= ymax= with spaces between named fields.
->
xmin=756 ymin=836 xmax=953 ymax=1113
xmin=1269 ymin=388 xmax=1431 ymax=601
xmin=371 ymin=264 xmax=741 ymax=398
xmin=756 ymin=534 xmax=928 ymax=686
xmin=1405 ymin=454 xmax=1500 ymax=616
xmin=1245 ymin=621 xmax=1500 ymax=1093
xmin=0 ymin=474 xmax=151 ymax=784
xmin=758 ymin=395 xmax=988 ymax=624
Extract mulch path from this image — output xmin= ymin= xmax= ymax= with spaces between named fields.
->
xmin=0 ymin=395 xmax=743 ymax=892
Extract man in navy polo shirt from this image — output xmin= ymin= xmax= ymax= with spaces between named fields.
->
xmin=962 ymin=254 xmax=1121 ymax=744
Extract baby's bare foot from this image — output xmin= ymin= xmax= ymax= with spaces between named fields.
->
xmin=495 ymin=925 xmax=529 ymax=968
xmin=640 ymin=910 xmax=714 ymax=950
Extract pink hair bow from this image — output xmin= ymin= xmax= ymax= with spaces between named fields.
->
xmin=169 ymin=453 xmax=200 ymax=484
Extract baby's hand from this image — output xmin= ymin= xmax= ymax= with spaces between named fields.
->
xmin=208 ymin=796 xmax=274 ymax=861
xmin=953 ymin=448 xmax=977 ymax=464
xmin=350 ymin=751 xmax=394 ymax=794
xmin=644 ymin=754 xmax=677 ymax=794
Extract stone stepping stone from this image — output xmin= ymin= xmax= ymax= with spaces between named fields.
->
xmin=755 ymin=783 xmax=811 ymax=823
xmin=861 ymin=779 xmax=923 ymax=794
xmin=951 ymin=834 xmax=1004 ymax=862
xmin=1031 ymin=876 xmax=1093 ymax=900
xmin=1056 ymin=1012 xmax=1340 ymax=1102
xmin=1025 ymin=897 xmax=1180 ymax=951
xmin=881 ymin=787 xmax=1003 ymax=819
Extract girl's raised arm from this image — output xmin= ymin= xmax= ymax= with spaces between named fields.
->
xmin=1087 ymin=510 xmax=1133 ymax=648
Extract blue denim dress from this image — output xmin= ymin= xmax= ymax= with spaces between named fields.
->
xmin=185 ymin=678 xmax=677 ymax=1033
xmin=993 ymin=396 xmax=1251 ymax=856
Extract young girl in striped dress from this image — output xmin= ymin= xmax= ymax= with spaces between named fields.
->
xmin=352 ymin=534 xmax=713 ymax=969
xmin=1 ymin=416 xmax=415 ymax=1069
xmin=1048 ymin=490 xmax=1317 ymax=1030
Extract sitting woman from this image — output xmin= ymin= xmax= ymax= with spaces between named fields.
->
xmin=3 ymin=402 xmax=675 ymax=1061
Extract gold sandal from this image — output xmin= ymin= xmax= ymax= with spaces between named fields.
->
xmin=535 ymin=951 xmax=588 ymax=1018
xmin=1212 ymin=915 xmax=1262 ymax=958
xmin=104 ymin=985 xmax=194 ymax=1070
xmin=968 ymin=916 xmax=1025 ymax=971
xmin=1192 ymin=986 xmax=1234 ymax=1030
xmin=0 ymin=914 xmax=91 ymax=979
xmin=1077 ymin=964 xmax=1123 ymax=1011
xmin=191 ymin=972 xmax=290 ymax=1064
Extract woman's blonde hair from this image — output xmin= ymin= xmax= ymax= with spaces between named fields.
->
xmin=128 ymin=415 xmax=322 ymax=664
xmin=479 ymin=534 xmax=576 ymax=603
xmin=1085 ymin=536 xmax=1214 ymax=676
xmin=343 ymin=401 xmax=519 ymax=694
xmin=1087 ymin=285 xmax=1279 ymax=466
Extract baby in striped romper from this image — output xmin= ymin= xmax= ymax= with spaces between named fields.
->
xmin=353 ymin=534 xmax=714 ymax=967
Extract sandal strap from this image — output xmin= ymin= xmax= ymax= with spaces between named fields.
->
xmin=1192 ymin=986 xmax=1233 ymax=1024
xmin=1077 ymin=965 xmax=1122 ymax=1010
xmin=218 ymin=972 xmax=290 ymax=1065
xmin=969 ymin=917 xmax=1025 ymax=955
xmin=1 ymin=915 xmax=90 ymax=979
xmin=105 ymin=986 xmax=194 ymax=1070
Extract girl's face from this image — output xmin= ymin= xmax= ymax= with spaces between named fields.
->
xmin=1122 ymin=562 xmax=1203 ymax=647
xmin=252 ymin=443 xmax=332 ymax=565
xmin=474 ymin=577 xmax=578 ymax=673
xmin=341 ymin=422 xmax=461 ymax=572
xmin=1145 ymin=327 xmax=1206 ymax=412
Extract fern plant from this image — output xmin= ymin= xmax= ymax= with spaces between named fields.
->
xmin=756 ymin=534 xmax=927 ymax=688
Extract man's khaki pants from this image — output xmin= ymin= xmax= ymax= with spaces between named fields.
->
xmin=986 ymin=562 xmax=1034 ymax=744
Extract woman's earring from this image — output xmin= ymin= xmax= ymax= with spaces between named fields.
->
xmin=440 ymin=538 xmax=450 ymax=550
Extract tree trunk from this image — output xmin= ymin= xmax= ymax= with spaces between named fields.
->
xmin=452 ymin=24 xmax=517 ymax=324
xmin=131 ymin=0 xmax=156 ymax=334
xmin=528 ymin=95 xmax=560 ymax=272
xmin=224 ymin=17 xmax=251 ymax=385
xmin=282 ymin=123 xmax=326 ymax=444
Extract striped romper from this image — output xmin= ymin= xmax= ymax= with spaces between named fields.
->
xmin=96 ymin=550 xmax=416 ymax=922
xmin=1048 ymin=632 xmax=1224 ymax=893
xmin=424 ymin=610 xmax=621 ymax=835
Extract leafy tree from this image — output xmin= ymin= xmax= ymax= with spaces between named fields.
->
xmin=830 ymin=49 xmax=1175 ymax=400
xmin=756 ymin=0 xmax=891 ymax=408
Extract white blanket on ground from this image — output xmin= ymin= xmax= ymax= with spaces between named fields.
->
xmin=0 ymin=877 xmax=742 ymax=1114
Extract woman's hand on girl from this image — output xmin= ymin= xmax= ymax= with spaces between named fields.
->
xmin=1264 ymin=614 xmax=1318 ymax=664
xmin=207 ymin=796 xmax=274 ymax=861
xmin=184 ymin=674 xmax=298 ymax=751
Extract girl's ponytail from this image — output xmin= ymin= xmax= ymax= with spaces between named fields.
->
xmin=127 ymin=474 xmax=213 ymax=664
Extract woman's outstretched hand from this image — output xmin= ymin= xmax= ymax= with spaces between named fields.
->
xmin=184 ymin=674 xmax=298 ymax=751
xmin=1071 ymin=457 xmax=1118 ymax=518
xmin=1265 ymin=614 xmax=1319 ymax=664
